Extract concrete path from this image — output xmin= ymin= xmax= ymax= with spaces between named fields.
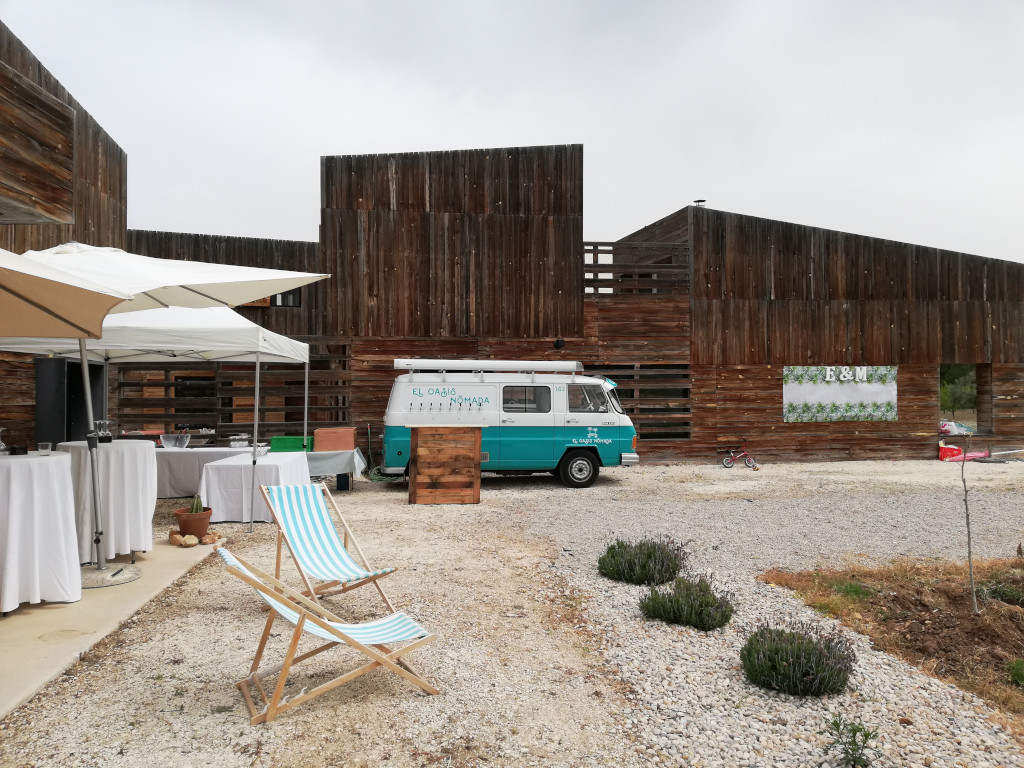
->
xmin=0 ymin=538 xmax=214 ymax=719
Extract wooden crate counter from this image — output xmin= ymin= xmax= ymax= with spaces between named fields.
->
xmin=408 ymin=425 xmax=484 ymax=504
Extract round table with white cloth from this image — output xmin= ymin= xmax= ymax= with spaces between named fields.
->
xmin=0 ymin=451 xmax=82 ymax=613
xmin=56 ymin=440 xmax=158 ymax=563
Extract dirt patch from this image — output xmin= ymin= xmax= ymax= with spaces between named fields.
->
xmin=762 ymin=558 xmax=1024 ymax=735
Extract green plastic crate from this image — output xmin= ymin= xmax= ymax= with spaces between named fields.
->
xmin=269 ymin=436 xmax=314 ymax=452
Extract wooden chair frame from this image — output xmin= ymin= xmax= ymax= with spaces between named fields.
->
xmin=221 ymin=549 xmax=437 ymax=724
xmin=260 ymin=482 xmax=395 ymax=612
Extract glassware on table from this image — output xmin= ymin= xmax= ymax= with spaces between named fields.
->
xmin=95 ymin=420 xmax=113 ymax=443
xmin=37 ymin=442 xmax=51 ymax=456
xmin=0 ymin=427 xmax=7 ymax=455
xmin=229 ymin=433 xmax=251 ymax=448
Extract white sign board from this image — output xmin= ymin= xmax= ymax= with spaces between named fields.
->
xmin=783 ymin=366 xmax=898 ymax=422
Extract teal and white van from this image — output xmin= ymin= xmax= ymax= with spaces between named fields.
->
xmin=382 ymin=359 xmax=640 ymax=487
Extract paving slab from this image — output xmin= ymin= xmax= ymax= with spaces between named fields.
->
xmin=0 ymin=538 xmax=214 ymax=719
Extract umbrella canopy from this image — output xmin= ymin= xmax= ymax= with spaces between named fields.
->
xmin=20 ymin=242 xmax=328 ymax=312
xmin=0 ymin=306 xmax=308 ymax=364
xmin=0 ymin=249 xmax=131 ymax=338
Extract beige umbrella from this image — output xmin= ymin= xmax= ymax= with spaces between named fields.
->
xmin=0 ymin=249 xmax=130 ymax=338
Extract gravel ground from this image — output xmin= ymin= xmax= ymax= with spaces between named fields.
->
xmin=0 ymin=459 xmax=1022 ymax=767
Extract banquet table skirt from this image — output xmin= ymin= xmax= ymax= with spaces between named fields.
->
xmin=156 ymin=447 xmax=251 ymax=498
xmin=305 ymin=448 xmax=367 ymax=478
xmin=57 ymin=440 xmax=158 ymax=563
xmin=0 ymin=452 xmax=81 ymax=613
xmin=200 ymin=452 xmax=311 ymax=523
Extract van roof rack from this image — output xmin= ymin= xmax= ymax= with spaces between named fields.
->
xmin=394 ymin=358 xmax=583 ymax=373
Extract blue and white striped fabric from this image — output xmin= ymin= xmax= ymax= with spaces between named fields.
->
xmin=218 ymin=547 xmax=427 ymax=645
xmin=265 ymin=484 xmax=395 ymax=585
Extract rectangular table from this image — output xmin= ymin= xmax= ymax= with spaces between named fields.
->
xmin=0 ymin=452 xmax=81 ymax=613
xmin=156 ymin=447 xmax=251 ymax=498
xmin=305 ymin=448 xmax=367 ymax=489
xmin=199 ymin=452 xmax=311 ymax=523
xmin=57 ymin=439 xmax=158 ymax=563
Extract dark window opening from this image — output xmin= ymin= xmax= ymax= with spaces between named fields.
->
xmin=270 ymin=287 xmax=302 ymax=307
xmin=502 ymin=386 xmax=551 ymax=413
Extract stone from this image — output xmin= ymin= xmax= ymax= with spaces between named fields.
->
xmin=181 ymin=534 xmax=199 ymax=547
xmin=169 ymin=534 xmax=184 ymax=547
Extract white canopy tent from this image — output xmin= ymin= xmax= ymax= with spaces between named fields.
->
xmin=0 ymin=307 xmax=312 ymax=531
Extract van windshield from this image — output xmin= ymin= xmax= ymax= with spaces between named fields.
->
xmin=606 ymin=387 xmax=624 ymax=414
xmin=568 ymin=384 xmax=610 ymax=413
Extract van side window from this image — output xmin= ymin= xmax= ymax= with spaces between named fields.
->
xmin=502 ymin=386 xmax=551 ymax=413
xmin=568 ymin=384 xmax=610 ymax=413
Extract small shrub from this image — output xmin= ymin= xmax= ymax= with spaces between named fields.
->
xmin=740 ymin=622 xmax=855 ymax=696
xmin=1009 ymin=659 xmax=1024 ymax=687
xmin=823 ymin=713 xmax=879 ymax=767
xmin=640 ymin=575 xmax=734 ymax=630
xmin=597 ymin=537 xmax=686 ymax=585
xmin=986 ymin=581 xmax=1024 ymax=608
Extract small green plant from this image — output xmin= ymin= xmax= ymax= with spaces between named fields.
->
xmin=986 ymin=581 xmax=1024 ymax=608
xmin=831 ymin=579 xmax=873 ymax=600
xmin=740 ymin=622 xmax=855 ymax=696
xmin=640 ymin=574 xmax=734 ymax=630
xmin=597 ymin=537 xmax=686 ymax=585
xmin=188 ymin=494 xmax=204 ymax=514
xmin=824 ymin=713 xmax=879 ymax=767
xmin=1009 ymin=659 xmax=1024 ymax=687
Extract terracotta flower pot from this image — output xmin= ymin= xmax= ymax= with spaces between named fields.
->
xmin=174 ymin=507 xmax=213 ymax=538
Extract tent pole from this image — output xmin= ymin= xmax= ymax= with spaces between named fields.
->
xmin=302 ymin=360 xmax=309 ymax=450
xmin=249 ymin=351 xmax=261 ymax=533
xmin=79 ymin=339 xmax=105 ymax=570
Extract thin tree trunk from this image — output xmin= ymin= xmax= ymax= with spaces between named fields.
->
xmin=961 ymin=438 xmax=980 ymax=614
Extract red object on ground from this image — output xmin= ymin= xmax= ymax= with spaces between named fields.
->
xmin=946 ymin=450 xmax=989 ymax=462
xmin=939 ymin=445 xmax=963 ymax=461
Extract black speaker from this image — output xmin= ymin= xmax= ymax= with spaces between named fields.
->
xmin=35 ymin=358 xmax=105 ymax=445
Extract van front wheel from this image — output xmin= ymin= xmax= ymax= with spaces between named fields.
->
xmin=558 ymin=450 xmax=599 ymax=488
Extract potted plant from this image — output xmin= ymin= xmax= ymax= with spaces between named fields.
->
xmin=174 ymin=494 xmax=213 ymax=538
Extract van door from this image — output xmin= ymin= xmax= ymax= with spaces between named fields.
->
xmin=561 ymin=383 xmax=619 ymax=465
xmin=498 ymin=384 xmax=554 ymax=468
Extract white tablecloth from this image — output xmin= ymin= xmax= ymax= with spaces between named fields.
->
xmin=56 ymin=440 xmax=158 ymax=563
xmin=0 ymin=452 xmax=81 ymax=613
xmin=304 ymin=448 xmax=367 ymax=478
xmin=156 ymin=447 xmax=251 ymax=498
xmin=199 ymin=452 xmax=311 ymax=523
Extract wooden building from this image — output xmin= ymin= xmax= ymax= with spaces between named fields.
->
xmin=107 ymin=145 xmax=1024 ymax=463
xmin=0 ymin=22 xmax=1019 ymax=467
xmin=0 ymin=20 xmax=128 ymax=447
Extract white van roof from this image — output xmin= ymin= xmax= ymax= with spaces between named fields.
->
xmin=394 ymin=358 xmax=583 ymax=373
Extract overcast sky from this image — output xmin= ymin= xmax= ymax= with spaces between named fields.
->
xmin=2 ymin=1 xmax=1022 ymax=262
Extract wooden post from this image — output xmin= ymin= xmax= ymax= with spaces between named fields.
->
xmin=408 ymin=425 xmax=482 ymax=504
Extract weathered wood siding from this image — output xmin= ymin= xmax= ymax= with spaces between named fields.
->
xmin=0 ymin=21 xmax=127 ymax=447
xmin=0 ymin=20 xmax=127 ymax=252
xmin=126 ymin=230 xmax=321 ymax=337
xmin=321 ymin=145 xmax=583 ymax=339
xmin=617 ymin=205 xmax=1024 ymax=461
xmin=0 ymin=58 xmax=73 ymax=223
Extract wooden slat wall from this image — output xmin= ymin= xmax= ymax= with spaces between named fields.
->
xmin=686 ymin=206 xmax=1024 ymax=364
xmin=622 ymin=205 xmax=1024 ymax=461
xmin=125 ymin=230 xmax=321 ymax=337
xmin=0 ymin=59 xmax=73 ymax=223
xmin=0 ymin=21 xmax=128 ymax=446
xmin=0 ymin=20 xmax=127 ymax=253
xmin=321 ymin=145 xmax=583 ymax=339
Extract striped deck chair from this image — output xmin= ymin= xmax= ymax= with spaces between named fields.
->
xmin=261 ymin=483 xmax=396 ymax=611
xmin=217 ymin=547 xmax=438 ymax=724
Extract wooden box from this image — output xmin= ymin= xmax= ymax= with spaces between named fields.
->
xmin=408 ymin=426 xmax=481 ymax=505
xmin=313 ymin=427 xmax=356 ymax=452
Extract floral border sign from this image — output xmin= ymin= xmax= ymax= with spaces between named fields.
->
xmin=783 ymin=366 xmax=897 ymax=422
